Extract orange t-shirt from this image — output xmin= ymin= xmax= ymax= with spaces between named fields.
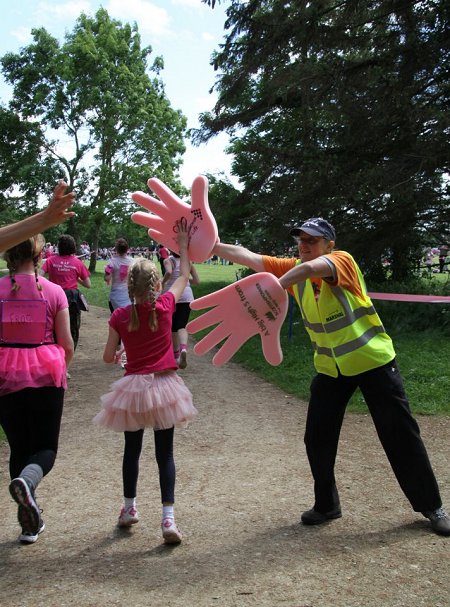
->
xmin=262 ymin=251 xmax=365 ymax=300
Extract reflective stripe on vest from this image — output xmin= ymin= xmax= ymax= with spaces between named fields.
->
xmin=292 ymin=256 xmax=394 ymax=376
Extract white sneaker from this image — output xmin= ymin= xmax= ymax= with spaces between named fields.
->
xmin=118 ymin=505 xmax=139 ymax=527
xmin=178 ymin=350 xmax=187 ymax=369
xmin=162 ymin=517 xmax=182 ymax=544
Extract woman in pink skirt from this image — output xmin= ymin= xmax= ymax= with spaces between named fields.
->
xmin=93 ymin=221 xmax=197 ymax=544
xmin=0 ymin=234 xmax=73 ymax=544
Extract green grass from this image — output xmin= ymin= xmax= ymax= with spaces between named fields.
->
xmin=0 ymin=259 xmax=448 ymax=420
xmin=188 ymin=265 xmax=450 ymax=416
xmin=202 ymin=306 xmax=450 ymax=416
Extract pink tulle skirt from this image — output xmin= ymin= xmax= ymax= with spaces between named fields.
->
xmin=0 ymin=344 xmax=67 ymax=396
xmin=93 ymin=371 xmax=197 ymax=432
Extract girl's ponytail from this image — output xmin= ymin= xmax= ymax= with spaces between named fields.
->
xmin=4 ymin=234 xmax=45 ymax=293
xmin=127 ymin=258 xmax=160 ymax=332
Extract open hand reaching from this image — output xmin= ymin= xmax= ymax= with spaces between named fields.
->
xmin=187 ymin=273 xmax=288 ymax=366
xmin=131 ymin=175 xmax=218 ymax=263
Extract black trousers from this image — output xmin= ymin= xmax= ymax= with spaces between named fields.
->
xmin=122 ymin=427 xmax=175 ymax=503
xmin=0 ymin=386 xmax=65 ymax=479
xmin=304 ymin=360 xmax=442 ymax=513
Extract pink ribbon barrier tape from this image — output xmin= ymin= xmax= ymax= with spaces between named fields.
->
xmin=368 ymin=292 xmax=450 ymax=304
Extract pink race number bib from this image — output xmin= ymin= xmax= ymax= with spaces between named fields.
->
xmin=119 ymin=265 xmax=129 ymax=282
xmin=0 ymin=300 xmax=48 ymax=344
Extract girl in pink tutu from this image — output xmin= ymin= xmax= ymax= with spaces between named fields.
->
xmin=0 ymin=234 xmax=74 ymax=544
xmin=93 ymin=221 xmax=197 ymax=544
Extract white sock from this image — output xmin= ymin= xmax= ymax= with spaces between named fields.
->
xmin=162 ymin=505 xmax=174 ymax=520
xmin=124 ymin=497 xmax=136 ymax=509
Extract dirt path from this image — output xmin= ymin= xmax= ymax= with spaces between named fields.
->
xmin=0 ymin=305 xmax=449 ymax=607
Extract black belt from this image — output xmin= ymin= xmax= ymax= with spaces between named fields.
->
xmin=0 ymin=342 xmax=54 ymax=348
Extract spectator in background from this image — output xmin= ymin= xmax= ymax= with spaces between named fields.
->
xmin=41 ymin=235 xmax=91 ymax=353
xmin=162 ymin=251 xmax=200 ymax=369
xmin=425 ymin=251 xmax=433 ymax=273
xmin=157 ymin=244 xmax=170 ymax=276
xmin=439 ymin=245 xmax=449 ymax=273
xmin=104 ymin=238 xmax=134 ymax=313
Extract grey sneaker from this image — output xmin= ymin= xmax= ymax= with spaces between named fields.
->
xmin=178 ymin=350 xmax=187 ymax=369
xmin=423 ymin=507 xmax=450 ymax=536
xmin=9 ymin=478 xmax=41 ymax=535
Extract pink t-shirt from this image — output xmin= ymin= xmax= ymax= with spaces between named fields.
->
xmin=0 ymin=274 xmax=69 ymax=394
xmin=42 ymin=255 xmax=90 ymax=290
xmin=110 ymin=292 xmax=177 ymax=375
xmin=0 ymin=274 xmax=68 ymax=343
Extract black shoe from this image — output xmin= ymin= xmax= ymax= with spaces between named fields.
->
xmin=422 ymin=507 xmax=450 ymax=537
xmin=301 ymin=506 xmax=342 ymax=525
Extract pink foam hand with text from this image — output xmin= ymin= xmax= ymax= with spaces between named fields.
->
xmin=187 ymin=273 xmax=288 ymax=366
xmin=131 ymin=175 xmax=218 ymax=263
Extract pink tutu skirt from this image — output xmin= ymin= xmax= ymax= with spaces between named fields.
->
xmin=0 ymin=344 xmax=67 ymax=396
xmin=93 ymin=371 xmax=197 ymax=432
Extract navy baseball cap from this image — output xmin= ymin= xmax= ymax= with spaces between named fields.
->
xmin=290 ymin=217 xmax=336 ymax=241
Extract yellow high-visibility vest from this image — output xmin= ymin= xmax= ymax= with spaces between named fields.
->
xmin=292 ymin=256 xmax=395 ymax=377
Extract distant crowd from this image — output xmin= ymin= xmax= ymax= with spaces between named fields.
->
xmin=42 ymin=240 xmax=236 ymax=266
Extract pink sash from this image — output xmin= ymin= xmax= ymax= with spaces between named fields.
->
xmin=119 ymin=264 xmax=129 ymax=281
xmin=0 ymin=299 xmax=48 ymax=344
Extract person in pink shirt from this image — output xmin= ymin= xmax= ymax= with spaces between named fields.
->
xmin=93 ymin=221 xmax=197 ymax=544
xmin=0 ymin=234 xmax=74 ymax=544
xmin=41 ymin=234 xmax=91 ymax=351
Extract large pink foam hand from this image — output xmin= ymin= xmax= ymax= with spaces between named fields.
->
xmin=187 ymin=273 xmax=288 ymax=366
xmin=131 ymin=175 xmax=218 ymax=263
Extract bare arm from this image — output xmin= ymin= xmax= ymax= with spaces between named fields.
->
xmin=212 ymin=242 xmax=265 ymax=272
xmin=54 ymin=308 xmax=74 ymax=368
xmin=103 ymin=326 xmax=120 ymax=363
xmin=161 ymin=257 xmax=174 ymax=290
xmin=0 ymin=181 xmax=75 ymax=252
xmin=189 ymin=263 xmax=200 ymax=285
xmin=78 ymin=276 xmax=91 ymax=288
xmin=278 ymin=258 xmax=333 ymax=289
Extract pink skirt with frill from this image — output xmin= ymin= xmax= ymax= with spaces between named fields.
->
xmin=93 ymin=371 xmax=197 ymax=432
xmin=0 ymin=344 xmax=67 ymax=396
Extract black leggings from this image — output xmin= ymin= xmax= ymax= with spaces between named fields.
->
xmin=0 ymin=386 xmax=65 ymax=480
xmin=172 ymin=302 xmax=191 ymax=332
xmin=68 ymin=302 xmax=81 ymax=350
xmin=122 ymin=427 xmax=175 ymax=503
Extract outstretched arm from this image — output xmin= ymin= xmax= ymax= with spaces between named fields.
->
xmin=0 ymin=181 xmax=75 ymax=252
xmin=212 ymin=242 xmax=265 ymax=273
xmin=278 ymin=257 xmax=333 ymax=289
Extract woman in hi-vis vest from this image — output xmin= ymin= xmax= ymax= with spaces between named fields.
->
xmin=211 ymin=217 xmax=449 ymax=537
